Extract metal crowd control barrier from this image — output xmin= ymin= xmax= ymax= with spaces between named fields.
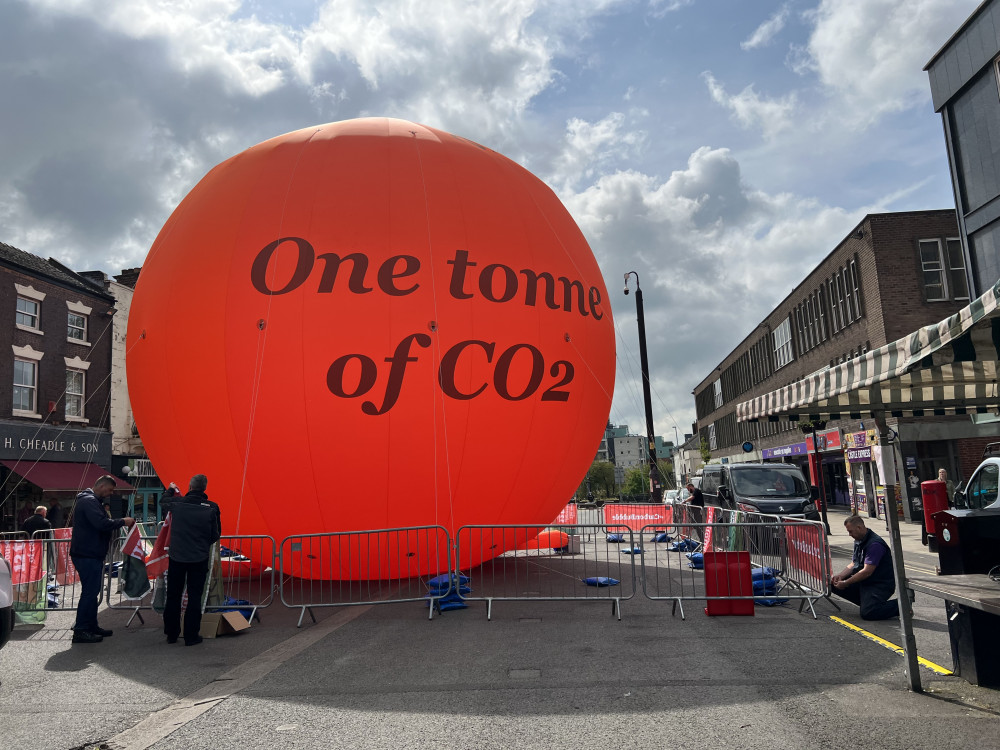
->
xmin=106 ymin=532 xmax=277 ymax=627
xmin=12 ymin=531 xmax=97 ymax=616
xmin=204 ymin=535 xmax=277 ymax=624
xmin=640 ymin=509 xmax=831 ymax=619
xmin=278 ymin=526 xmax=451 ymax=626
xmin=454 ymin=524 xmax=637 ymax=620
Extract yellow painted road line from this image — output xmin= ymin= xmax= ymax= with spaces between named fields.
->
xmin=829 ymin=615 xmax=953 ymax=676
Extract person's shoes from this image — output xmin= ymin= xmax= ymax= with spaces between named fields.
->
xmin=184 ymin=636 xmax=203 ymax=647
xmin=166 ymin=635 xmax=178 ymax=644
xmin=72 ymin=631 xmax=103 ymax=644
xmin=94 ymin=627 xmax=113 ymax=637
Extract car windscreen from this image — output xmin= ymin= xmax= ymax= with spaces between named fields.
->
xmin=730 ymin=466 xmax=809 ymax=497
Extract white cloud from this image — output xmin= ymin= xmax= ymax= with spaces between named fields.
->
xmin=562 ymin=139 xmax=860 ymax=435
xmin=742 ymin=4 xmax=790 ymax=50
xmin=801 ymin=0 xmax=981 ymax=127
xmin=703 ymin=73 xmax=798 ymax=139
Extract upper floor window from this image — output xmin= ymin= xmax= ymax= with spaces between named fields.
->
xmin=65 ymin=369 xmax=85 ymax=420
xmin=12 ymin=344 xmax=44 ymax=418
xmin=773 ymin=318 xmax=793 ymax=369
xmin=919 ymin=238 xmax=970 ymax=302
xmin=13 ymin=359 xmax=37 ymax=413
xmin=64 ymin=356 xmax=91 ymax=423
xmin=67 ymin=313 xmax=87 ymax=341
xmin=66 ymin=300 xmax=93 ymax=344
xmin=17 ymin=298 xmax=39 ymax=329
xmin=15 ymin=283 xmax=46 ymax=334
xmin=713 ymin=378 xmax=723 ymax=410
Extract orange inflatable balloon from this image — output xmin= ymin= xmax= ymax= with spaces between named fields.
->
xmin=127 ymin=118 xmax=614 ymax=579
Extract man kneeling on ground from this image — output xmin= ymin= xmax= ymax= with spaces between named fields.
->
xmin=830 ymin=514 xmax=899 ymax=621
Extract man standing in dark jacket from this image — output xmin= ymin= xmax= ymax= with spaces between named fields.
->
xmin=22 ymin=506 xmax=51 ymax=536
xmin=831 ymin=515 xmax=899 ymax=620
xmin=162 ymin=474 xmax=222 ymax=646
xmin=70 ymin=476 xmax=134 ymax=643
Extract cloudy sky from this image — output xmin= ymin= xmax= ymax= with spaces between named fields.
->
xmin=0 ymin=0 xmax=982 ymax=445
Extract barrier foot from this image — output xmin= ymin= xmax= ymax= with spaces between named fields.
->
xmin=803 ymin=597 xmax=819 ymax=619
xmin=427 ymin=599 xmax=436 ymax=621
xmin=249 ymin=606 xmax=261 ymax=624
xmin=296 ymin=606 xmax=316 ymax=628
xmin=671 ymin=599 xmax=686 ymax=620
xmin=126 ymin=608 xmax=144 ymax=627
xmin=612 ymin=598 xmax=621 ymax=620
xmin=487 ymin=598 xmax=493 ymax=621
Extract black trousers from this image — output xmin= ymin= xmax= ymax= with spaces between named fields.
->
xmin=163 ymin=557 xmax=209 ymax=643
xmin=832 ymin=581 xmax=899 ymax=620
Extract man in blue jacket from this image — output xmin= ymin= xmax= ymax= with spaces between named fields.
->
xmin=70 ymin=476 xmax=134 ymax=643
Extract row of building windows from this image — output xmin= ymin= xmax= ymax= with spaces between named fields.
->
xmin=15 ymin=284 xmax=92 ymax=344
xmin=702 ymin=412 xmax=797 ymax=453
xmin=790 ymin=255 xmax=864 ymax=361
xmin=11 ymin=283 xmax=94 ymax=423
xmin=13 ymin=354 xmax=88 ymax=421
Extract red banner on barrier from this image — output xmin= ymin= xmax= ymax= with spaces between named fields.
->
xmin=53 ymin=528 xmax=78 ymax=585
xmin=0 ymin=539 xmax=45 ymax=586
xmin=785 ymin=523 xmax=826 ymax=582
xmin=703 ymin=506 xmax=716 ymax=549
xmin=602 ymin=504 xmax=670 ymax=531
xmin=553 ymin=504 xmax=578 ymax=525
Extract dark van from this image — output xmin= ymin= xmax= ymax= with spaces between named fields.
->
xmin=700 ymin=463 xmax=819 ymax=520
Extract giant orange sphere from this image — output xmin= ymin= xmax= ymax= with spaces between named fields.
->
xmin=127 ymin=118 xmax=615 ymax=578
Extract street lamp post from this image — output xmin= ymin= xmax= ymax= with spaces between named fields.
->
xmin=624 ymin=271 xmax=663 ymax=503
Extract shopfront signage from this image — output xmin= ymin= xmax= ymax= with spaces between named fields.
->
xmin=847 ymin=447 xmax=873 ymax=463
xmin=844 ymin=429 xmax=879 ymax=450
xmin=806 ymin=429 xmax=842 ymax=453
xmin=761 ymin=442 xmax=807 ymax=459
xmin=0 ymin=424 xmax=111 ymax=465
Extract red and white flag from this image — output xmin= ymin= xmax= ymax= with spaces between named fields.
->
xmin=145 ymin=512 xmax=172 ymax=579
xmin=121 ymin=523 xmax=147 ymax=561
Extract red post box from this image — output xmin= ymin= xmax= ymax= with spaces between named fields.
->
xmin=921 ymin=480 xmax=949 ymax=553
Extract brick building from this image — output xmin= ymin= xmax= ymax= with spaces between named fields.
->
xmin=0 ymin=242 xmax=133 ymax=532
xmin=690 ymin=210 xmax=993 ymax=521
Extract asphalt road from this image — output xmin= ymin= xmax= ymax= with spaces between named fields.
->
xmin=1 ymin=516 xmax=997 ymax=750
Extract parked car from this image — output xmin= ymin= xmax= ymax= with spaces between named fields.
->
xmin=700 ymin=463 xmax=819 ymax=519
xmin=954 ymin=443 xmax=1000 ymax=510
xmin=664 ymin=490 xmax=679 ymax=504
xmin=0 ymin=553 xmax=13 ymax=651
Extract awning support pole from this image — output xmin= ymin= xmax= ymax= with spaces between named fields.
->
xmin=875 ymin=416 xmax=922 ymax=692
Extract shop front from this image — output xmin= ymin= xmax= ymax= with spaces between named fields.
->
xmin=0 ymin=423 xmax=133 ymax=532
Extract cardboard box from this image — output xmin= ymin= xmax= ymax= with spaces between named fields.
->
xmin=199 ymin=611 xmax=250 ymax=638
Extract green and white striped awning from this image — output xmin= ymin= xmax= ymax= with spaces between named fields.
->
xmin=737 ymin=279 xmax=1000 ymax=422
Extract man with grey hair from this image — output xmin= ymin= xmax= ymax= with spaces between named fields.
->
xmin=830 ymin=514 xmax=899 ymax=620
xmin=162 ymin=474 xmax=222 ymax=645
